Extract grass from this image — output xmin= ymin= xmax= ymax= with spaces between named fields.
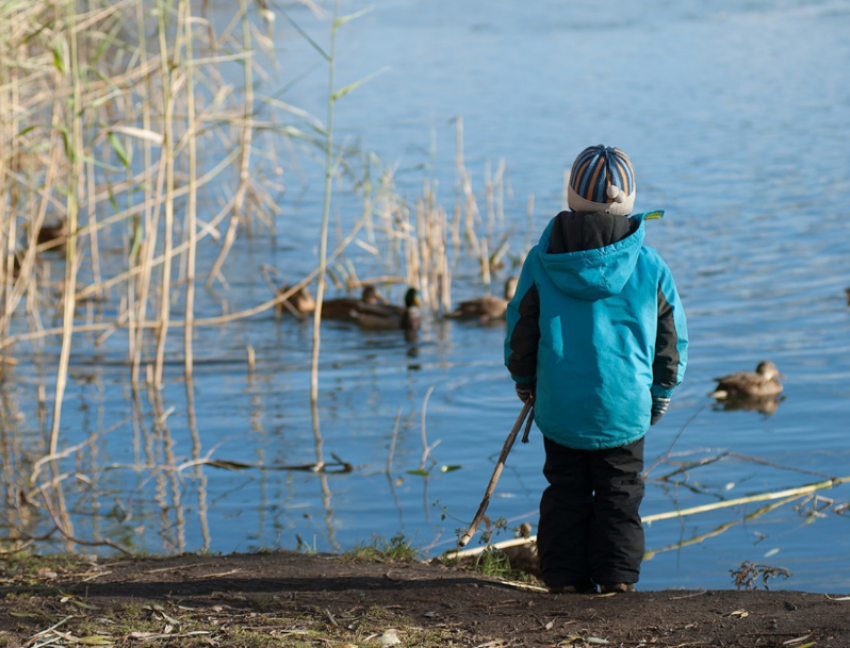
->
xmin=339 ymin=533 xmax=420 ymax=563
xmin=0 ymin=549 xmax=83 ymax=584
xmin=471 ymin=548 xmax=514 ymax=580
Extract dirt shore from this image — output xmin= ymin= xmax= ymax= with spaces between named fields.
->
xmin=2 ymin=550 xmax=849 ymax=647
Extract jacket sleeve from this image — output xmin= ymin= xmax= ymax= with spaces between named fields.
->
xmin=651 ymin=261 xmax=688 ymax=399
xmin=504 ymin=257 xmax=541 ymax=384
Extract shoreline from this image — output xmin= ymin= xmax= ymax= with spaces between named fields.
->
xmin=2 ymin=549 xmax=849 ymax=647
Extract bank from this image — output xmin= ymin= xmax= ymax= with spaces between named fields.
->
xmin=2 ymin=550 xmax=849 ymax=647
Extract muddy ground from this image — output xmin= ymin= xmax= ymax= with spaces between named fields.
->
xmin=2 ymin=550 xmax=849 ymax=647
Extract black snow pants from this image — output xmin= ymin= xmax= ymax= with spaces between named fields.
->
xmin=537 ymin=435 xmax=645 ymax=589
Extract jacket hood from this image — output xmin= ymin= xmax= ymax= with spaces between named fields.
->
xmin=536 ymin=211 xmax=653 ymax=301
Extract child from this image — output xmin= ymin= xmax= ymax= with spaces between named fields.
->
xmin=504 ymin=145 xmax=688 ymax=593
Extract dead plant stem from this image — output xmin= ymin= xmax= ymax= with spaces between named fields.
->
xmin=310 ymin=0 xmax=341 ymax=405
xmin=183 ymin=0 xmax=198 ymax=381
xmin=49 ymin=0 xmax=83 ymax=455
xmin=153 ymin=0 xmax=179 ymax=388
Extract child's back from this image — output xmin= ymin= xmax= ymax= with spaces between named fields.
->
xmin=504 ymin=145 xmax=688 ymax=593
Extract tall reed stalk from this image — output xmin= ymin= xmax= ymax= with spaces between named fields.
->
xmin=183 ymin=0 xmax=198 ymax=380
xmin=206 ymin=0 xmax=255 ymax=288
xmin=131 ymin=0 xmax=157 ymax=387
xmin=152 ymin=0 xmax=178 ymax=388
xmin=50 ymin=0 xmax=83 ymax=455
xmin=310 ymin=0 xmax=341 ymax=405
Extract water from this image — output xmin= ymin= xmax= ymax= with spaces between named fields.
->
xmin=4 ymin=0 xmax=850 ymax=592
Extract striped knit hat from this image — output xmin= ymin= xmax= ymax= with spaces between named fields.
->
xmin=567 ymin=145 xmax=636 ymax=216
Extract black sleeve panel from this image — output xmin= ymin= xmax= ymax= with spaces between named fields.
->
xmin=653 ymin=282 xmax=680 ymax=388
xmin=507 ymin=283 xmax=541 ymax=380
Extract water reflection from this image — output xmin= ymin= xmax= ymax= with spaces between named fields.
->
xmin=711 ymin=395 xmax=785 ymax=415
xmin=186 ymin=378 xmax=211 ymax=552
xmin=310 ymin=397 xmax=339 ymax=550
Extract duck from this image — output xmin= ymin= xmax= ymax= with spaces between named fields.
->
xmin=351 ymin=287 xmax=421 ymax=330
xmin=319 ymin=285 xmax=387 ymax=322
xmin=708 ymin=361 xmax=785 ymax=399
xmin=35 ymin=221 xmax=68 ymax=251
xmin=844 ymin=287 xmax=850 ymax=305
xmin=275 ymin=284 xmax=316 ymax=316
xmin=446 ymin=276 xmax=518 ymax=322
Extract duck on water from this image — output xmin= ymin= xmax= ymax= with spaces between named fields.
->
xmin=350 ymin=287 xmax=421 ymax=331
xmin=708 ymin=360 xmax=786 ymax=399
xmin=276 ymin=284 xmax=385 ymax=318
xmin=276 ymin=284 xmax=420 ymax=331
xmin=446 ymin=276 xmax=518 ymax=323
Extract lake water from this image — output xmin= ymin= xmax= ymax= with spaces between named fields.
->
xmin=4 ymin=0 xmax=850 ymax=592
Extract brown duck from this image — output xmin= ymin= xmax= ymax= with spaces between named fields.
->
xmin=276 ymin=284 xmax=316 ymax=316
xmin=708 ymin=361 xmax=786 ymax=399
xmin=276 ymin=284 xmax=390 ymax=321
xmin=351 ymin=287 xmax=421 ymax=330
xmin=446 ymin=276 xmax=518 ymax=322
xmin=319 ymin=285 xmax=387 ymax=321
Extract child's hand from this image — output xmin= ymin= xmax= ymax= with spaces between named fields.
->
xmin=650 ymin=397 xmax=670 ymax=425
xmin=515 ymin=383 xmax=536 ymax=403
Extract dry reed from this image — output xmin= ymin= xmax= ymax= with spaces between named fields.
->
xmin=0 ymin=0 xmax=526 ymax=555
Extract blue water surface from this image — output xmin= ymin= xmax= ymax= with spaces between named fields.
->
xmin=3 ymin=0 xmax=850 ymax=592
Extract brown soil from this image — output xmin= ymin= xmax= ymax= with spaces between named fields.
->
xmin=2 ymin=551 xmax=849 ymax=647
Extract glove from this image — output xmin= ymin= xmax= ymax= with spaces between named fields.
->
xmin=515 ymin=382 xmax=536 ymax=403
xmin=650 ymin=396 xmax=671 ymax=425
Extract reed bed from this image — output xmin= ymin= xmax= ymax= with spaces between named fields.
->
xmin=0 ymin=1 xmax=518 ymax=354
xmin=0 ymin=0 xmax=527 ymax=555
xmin=0 ymin=0 xmax=311 ymax=552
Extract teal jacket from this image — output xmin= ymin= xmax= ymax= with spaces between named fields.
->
xmin=504 ymin=211 xmax=688 ymax=450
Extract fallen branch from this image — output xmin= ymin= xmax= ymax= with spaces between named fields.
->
xmin=642 ymin=476 xmax=850 ymax=524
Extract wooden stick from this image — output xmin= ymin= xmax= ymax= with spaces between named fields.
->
xmin=521 ymin=403 xmax=534 ymax=444
xmin=458 ymin=399 xmax=533 ymax=547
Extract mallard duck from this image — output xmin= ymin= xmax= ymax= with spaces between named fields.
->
xmin=708 ymin=361 xmax=785 ymax=399
xmin=446 ymin=276 xmax=518 ymax=322
xmin=351 ymin=287 xmax=421 ymax=330
xmin=276 ymin=284 xmax=316 ymax=315
xmin=319 ymin=285 xmax=387 ymax=321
